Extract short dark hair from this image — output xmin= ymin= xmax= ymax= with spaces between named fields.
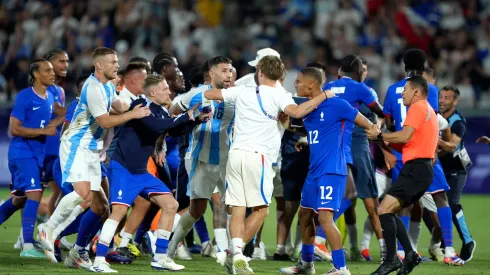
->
xmin=256 ymin=56 xmax=285 ymax=81
xmin=306 ymin=62 xmax=326 ymax=73
xmin=125 ymin=61 xmax=150 ymax=75
xmin=441 ymin=85 xmax=460 ymax=99
xmin=360 ymin=57 xmax=367 ymax=65
xmin=152 ymin=52 xmax=175 ymax=74
xmin=129 ymin=56 xmax=148 ymax=64
xmin=92 ymin=47 xmax=117 ymax=60
xmin=189 ymin=66 xmax=204 ymax=87
xmin=43 ymin=48 xmax=67 ymax=61
xmin=407 ymin=75 xmax=428 ymax=96
xmin=340 ymin=54 xmax=362 ymax=74
xmin=29 ymin=58 xmax=49 ymax=84
xmin=76 ymin=74 xmax=90 ymax=88
xmin=424 ymin=66 xmax=436 ymax=79
xmin=300 ymin=67 xmax=322 ymax=85
xmin=207 ymin=56 xmax=232 ymax=69
xmin=403 ymin=49 xmax=427 ymax=72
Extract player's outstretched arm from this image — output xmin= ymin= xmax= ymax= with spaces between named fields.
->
xmin=111 ymin=99 xmax=130 ymax=114
xmin=379 ymin=126 xmax=416 ymax=144
xmin=9 ymin=117 xmax=56 ymax=137
xmin=203 ymin=89 xmax=224 ymax=101
xmin=95 ymin=104 xmax=151 ymax=129
xmin=476 ymin=136 xmax=490 ymax=144
xmin=284 ymin=90 xmax=332 ymax=118
xmin=354 ymin=112 xmax=375 ymax=130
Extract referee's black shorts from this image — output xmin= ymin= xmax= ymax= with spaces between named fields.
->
xmin=387 ymin=158 xmax=434 ymax=207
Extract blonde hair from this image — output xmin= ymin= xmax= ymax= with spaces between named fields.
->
xmin=144 ymin=74 xmax=164 ymax=93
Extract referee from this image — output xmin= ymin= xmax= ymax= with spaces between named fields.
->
xmin=366 ymin=76 xmax=439 ymax=275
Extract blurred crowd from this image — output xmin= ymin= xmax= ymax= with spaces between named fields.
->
xmin=2 ymin=0 xmax=490 ymax=108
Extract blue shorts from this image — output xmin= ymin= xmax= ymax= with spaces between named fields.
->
xmin=392 ymin=161 xmax=404 ymax=183
xmin=352 ymin=150 xmax=378 ymax=199
xmin=300 ymin=173 xmax=347 ymax=213
xmin=9 ymin=158 xmax=42 ymax=196
xmin=426 ymin=159 xmax=450 ymax=194
xmin=41 ymin=155 xmax=57 ymax=183
xmin=101 ymin=161 xmax=108 ymax=180
xmin=108 ymin=160 xmax=171 ymax=207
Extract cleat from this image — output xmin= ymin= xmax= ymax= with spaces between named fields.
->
xmin=371 ymin=257 xmax=402 ymax=275
xmin=14 ymin=236 xmax=22 ymax=250
xmin=176 ymin=243 xmax=193 ymax=260
xmin=233 ymin=254 xmax=254 ymax=275
xmin=251 ymin=242 xmax=267 ymax=260
xmin=349 ymin=248 xmax=363 ymax=262
xmin=444 ymin=255 xmax=465 ymax=266
xmin=460 ymin=240 xmax=476 ymax=262
xmin=115 ymin=247 xmax=136 ymax=260
xmin=20 ymin=248 xmax=47 ymax=259
xmin=91 ymin=258 xmax=118 ymax=273
xmin=188 ymin=242 xmax=202 ymax=254
xmin=361 ymin=249 xmax=373 ymax=261
xmin=279 ymin=261 xmax=315 ymax=274
xmin=126 ymin=241 xmax=142 ymax=257
xmin=37 ymin=223 xmax=54 ymax=252
xmin=429 ymin=246 xmax=444 ymax=262
xmin=105 ymin=250 xmax=133 ymax=264
xmin=201 ymin=242 xmax=217 ymax=258
xmin=151 ymin=254 xmax=185 ymax=271
xmin=325 ymin=267 xmax=351 ymax=275
xmin=64 ymin=248 xmax=92 ymax=270
xmin=397 ymin=251 xmax=421 ymax=274
xmin=314 ymin=243 xmax=332 ymax=261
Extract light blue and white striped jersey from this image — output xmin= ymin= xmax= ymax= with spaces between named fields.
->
xmin=61 ymin=74 xmax=119 ymax=151
xmin=177 ymin=85 xmax=235 ymax=165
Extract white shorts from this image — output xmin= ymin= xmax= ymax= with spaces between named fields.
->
xmin=420 ymin=193 xmax=437 ymax=212
xmin=225 ymin=149 xmax=275 ymax=207
xmin=60 ymin=139 xmax=102 ymax=191
xmin=272 ymin=165 xmax=283 ymax=198
xmin=185 ymin=158 xmax=226 ymax=200
xmin=375 ymin=170 xmax=391 ymax=198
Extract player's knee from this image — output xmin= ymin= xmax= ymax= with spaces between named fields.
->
xmin=92 ymin=202 xmax=110 ymax=217
xmin=165 ymin=198 xmax=179 ymax=214
xmin=318 ymin=211 xmax=334 ymax=226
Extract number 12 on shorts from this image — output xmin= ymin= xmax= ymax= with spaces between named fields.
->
xmin=320 ymin=186 xmax=333 ymax=200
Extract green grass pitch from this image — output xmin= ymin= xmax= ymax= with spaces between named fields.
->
xmin=0 ymin=190 xmax=488 ymax=274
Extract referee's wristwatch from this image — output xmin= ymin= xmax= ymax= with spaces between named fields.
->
xmin=377 ymin=132 xmax=383 ymax=141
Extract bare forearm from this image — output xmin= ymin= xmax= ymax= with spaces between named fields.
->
xmin=382 ymin=131 xmax=408 ymax=143
xmin=99 ymin=112 xmax=134 ymax=129
xmin=10 ymin=126 xmax=44 ymax=138
xmin=48 ymin=115 xmax=65 ymax=128
xmin=288 ymin=93 xmax=326 ymax=118
xmin=438 ymin=139 xmax=457 ymax=152
xmin=354 ymin=113 xmax=374 ymax=129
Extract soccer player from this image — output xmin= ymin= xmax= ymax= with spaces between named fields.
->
xmin=204 ymin=56 xmax=329 ymax=274
xmin=167 ymin=56 xmax=234 ymax=261
xmin=438 ymin=85 xmax=476 ymax=261
xmin=90 ymin=74 xmax=207 ymax=272
xmin=322 ymin=55 xmax=387 ymax=259
xmin=383 ymin=49 xmax=463 ymax=265
xmin=1 ymin=59 xmax=64 ymax=258
xmin=42 ymin=49 xmax=68 ymax=217
xmin=367 ymin=76 xmax=439 ymax=275
xmin=38 ymin=47 xmax=151 ymax=268
xmin=280 ymin=68 xmax=376 ymax=275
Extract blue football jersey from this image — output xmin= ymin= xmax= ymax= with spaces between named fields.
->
xmin=45 ymin=84 xmax=65 ymax=156
xmin=383 ymin=78 xmax=439 ymax=160
xmin=8 ymin=87 xmax=55 ymax=166
xmin=323 ymin=77 xmax=377 ymax=162
xmin=303 ymin=97 xmax=359 ymax=178
xmin=65 ymin=98 xmax=79 ymax=123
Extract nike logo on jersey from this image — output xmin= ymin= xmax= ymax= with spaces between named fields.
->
xmin=33 ymin=107 xmax=40 ymax=110
xmin=321 ymin=201 xmax=329 ymax=205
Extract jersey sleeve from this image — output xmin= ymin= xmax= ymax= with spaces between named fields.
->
xmin=383 ymin=88 xmax=393 ymax=117
xmin=359 ymin=84 xmax=377 ymax=107
xmin=277 ymin=92 xmax=296 ymax=112
xmin=10 ymin=91 xmax=26 ymax=122
xmin=403 ymin=102 xmax=425 ymax=130
xmin=86 ymin=83 xmax=109 ymax=118
xmin=177 ymin=88 xmax=198 ymax=111
xmin=337 ymin=98 xmax=359 ymax=122
xmin=48 ymin=87 xmax=62 ymax=105
xmin=451 ymin=120 xmax=466 ymax=138
xmin=222 ymin=86 xmax=244 ymax=104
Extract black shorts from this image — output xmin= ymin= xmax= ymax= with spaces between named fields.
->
xmin=176 ymin=159 xmax=190 ymax=211
xmin=281 ymin=163 xmax=308 ymax=201
xmin=386 ymin=158 xmax=433 ymax=207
